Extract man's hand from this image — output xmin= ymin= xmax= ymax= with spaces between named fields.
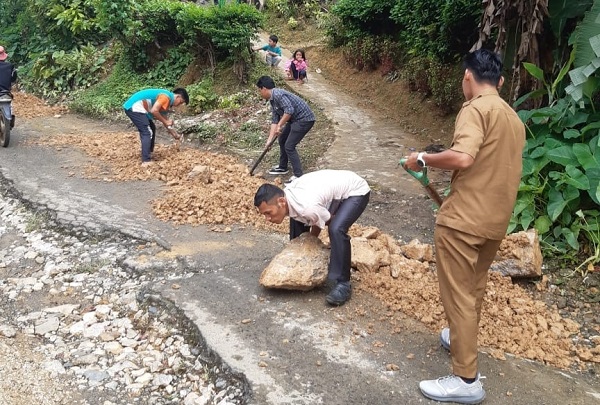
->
xmin=402 ymin=152 xmax=422 ymax=172
xmin=168 ymin=128 xmax=181 ymax=141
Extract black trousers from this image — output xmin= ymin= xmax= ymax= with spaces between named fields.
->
xmin=290 ymin=192 xmax=370 ymax=282
xmin=124 ymin=109 xmax=156 ymax=161
xmin=290 ymin=62 xmax=307 ymax=80
xmin=278 ymin=120 xmax=314 ymax=177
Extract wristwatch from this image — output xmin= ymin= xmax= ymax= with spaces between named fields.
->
xmin=417 ymin=152 xmax=427 ymax=168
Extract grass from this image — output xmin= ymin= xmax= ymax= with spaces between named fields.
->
xmin=25 ymin=211 xmax=50 ymax=233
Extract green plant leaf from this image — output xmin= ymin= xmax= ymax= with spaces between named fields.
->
xmin=565 ymin=165 xmax=589 ymax=189
xmin=581 ymin=121 xmax=600 ymax=135
xmin=523 ymin=62 xmax=545 ymax=81
xmin=520 ymin=209 xmax=534 ymax=231
xmin=548 ymin=187 xmax=568 ymax=221
xmin=573 ymin=142 xmax=600 ymax=169
xmin=513 ymin=88 xmax=547 ymax=109
xmin=574 ymin=1 xmax=600 ymax=67
xmin=562 ymin=227 xmax=580 ymax=250
xmin=563 ymin=128 xmax=581 ymax=139
xmin=547 ymin=145 xmax=576 ymax=165
xmin=586 ymin=167 xmax=600 ymax=204
xmin=535 ymin=215 xmax=552 ymax=234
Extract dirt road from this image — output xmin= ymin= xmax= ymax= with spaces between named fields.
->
xmin=0 ymin=60 xmax=598 ymax=404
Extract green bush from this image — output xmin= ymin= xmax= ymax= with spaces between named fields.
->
xmin=187 ymin=79 xmax=220 ymax=113
xmin=28 ymin=44 xmax=110 ymax=101
xmin=69 ymin=59 xmax=147 ymax=117
xmin=427 ymin=59 xmax=463 ymax=113
xmin=183 ymin=123 xmax=221 ymax=143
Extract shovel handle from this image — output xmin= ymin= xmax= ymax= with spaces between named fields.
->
xmin=249 ymin=137 xmax=278 ymax=176
xmin=399 ymin=158 xmax=430 ymax=187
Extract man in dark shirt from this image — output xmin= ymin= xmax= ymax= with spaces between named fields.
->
xmin=256 ymin=75 xmax=315 ymax=183
xmin=0 ymin=46 xmax=17 ymax=94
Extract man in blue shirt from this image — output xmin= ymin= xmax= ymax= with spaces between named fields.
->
xmin=256 ymin=76 xmax=315 ymax=183
xmin=123 ymin=88 xmax=189 ymax=166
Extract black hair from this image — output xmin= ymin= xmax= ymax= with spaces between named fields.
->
xmin=256 ymin=75 xmax=276 ymax=89
xmin=292 ymin=49 xmax=306 ymax=61
xmin=269 ymin=34 xmax=279 ymax=43
xmin=254 ymin=183 xmax=284 ymax=207
xmin=173 ymin=87 xmax=189 ymax=105
xmin=463 ymin=49 xmax=503 ymax=87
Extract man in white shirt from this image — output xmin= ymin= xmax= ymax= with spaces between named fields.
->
xmin=254 ymin=170 xmax=371 ymax=306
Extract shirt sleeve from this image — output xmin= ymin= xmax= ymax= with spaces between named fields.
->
xmin=155 ymin=94 xmax=171 ymax=113
xmin=300 ymin=206 xmax=331 ymax=229
xmin=451 ymin=105 xmax=484 ymax=159
xmin=270 ymin=100 xmax=280 ymax=124
xmin=277 ymin=93 xmax=295 ymax=116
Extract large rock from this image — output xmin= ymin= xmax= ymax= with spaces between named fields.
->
xmin=491 ymin=229 xmax=543 ymax=278
xmin=351 ymin=237 xmax=390 ymax=273
xmin=259 ymin=233 xmax=329 ymax=291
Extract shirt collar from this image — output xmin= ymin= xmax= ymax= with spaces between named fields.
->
xmin=463 ymin=88 xmax=499 ymax=107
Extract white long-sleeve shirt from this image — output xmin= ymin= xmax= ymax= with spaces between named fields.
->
xmin=284 ymin=170 xmax=370 ymax=229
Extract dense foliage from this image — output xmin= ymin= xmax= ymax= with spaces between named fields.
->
xmin=510 ymin=0 xmax=600 ymax=269
xmin=0 ymin=0 xmax=263 ymax=102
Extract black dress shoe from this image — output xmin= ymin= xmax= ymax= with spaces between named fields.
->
xmin=326 ymin=281 xmax=351 ymax=306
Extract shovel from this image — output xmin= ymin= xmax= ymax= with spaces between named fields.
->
xmin=399 ymin=158 xmax=444 ymax=207
xmin=249 ymin=137 xmax=278 ymax=176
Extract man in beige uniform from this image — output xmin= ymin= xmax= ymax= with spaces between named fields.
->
xmin=403 ymin=49 xmax=525 ymax=404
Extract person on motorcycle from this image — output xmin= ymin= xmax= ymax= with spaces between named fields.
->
xmin=0 ymin=46 xmax=17 ymax=94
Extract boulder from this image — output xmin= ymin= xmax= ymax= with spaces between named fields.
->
xmin=259 ymin=233 xmax=329 ymax=291
xmin=351 ymin=237 xmax=388 ymax=273
xmin=491 ymin=229 xmax=543 ymax=278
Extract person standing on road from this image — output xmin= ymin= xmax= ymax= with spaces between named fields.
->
xmin=402 ymin=48 xmax=525 ymax=405
xmin=123 ymin=88 xmax=189 ymax=166
xmin=254 ymin=170 xmax=370 ymax=306
xmin=256 ymin=75 xmax=315 ymax=184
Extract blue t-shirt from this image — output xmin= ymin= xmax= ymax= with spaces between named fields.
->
xmin=261 ymin=44 xmax=281 ymax=56
xmin=123 ymin=89 xmax=175 ymax=119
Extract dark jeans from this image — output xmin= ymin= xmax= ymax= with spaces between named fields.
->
xmin=125 ymin=109 xmax=155 ymax=162
xmin=290 ymin=192 xmax=370 ymax=282
xmin=278 ymin=120 xmax=314 ymax=177
xmin=290 ymin=62 xmax=307 ymax=80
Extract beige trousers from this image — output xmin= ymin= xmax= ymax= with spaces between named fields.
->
xmin=434 ymin=225 xmax=502 ymax=378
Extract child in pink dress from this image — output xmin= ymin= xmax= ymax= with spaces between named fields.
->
xmin=285 ymin=49 xmax=308 ymax=83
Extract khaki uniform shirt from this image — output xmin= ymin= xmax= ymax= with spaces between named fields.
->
xmin=436 ymin=90 xmax=525 ymax=240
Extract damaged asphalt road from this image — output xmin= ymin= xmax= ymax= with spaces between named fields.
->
xmin=0 ymin=115 xmax=599 ymax=404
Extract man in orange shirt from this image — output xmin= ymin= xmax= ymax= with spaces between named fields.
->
xmin=403 ymin=49 xmax=525 ymax=404
xmin=123 ymin=88 xmax=189 ymax=165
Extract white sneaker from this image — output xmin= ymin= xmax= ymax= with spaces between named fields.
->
xmin=284 ymin=175 xmax=297 ymax=184
xmin=440 ymin=327 xmax=450 ymax=350
xmin=419 ymin=374 xmax=485 ymax=404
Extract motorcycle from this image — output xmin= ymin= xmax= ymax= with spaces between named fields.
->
xmin=0 ymin=90 xmax=14 ymax=147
